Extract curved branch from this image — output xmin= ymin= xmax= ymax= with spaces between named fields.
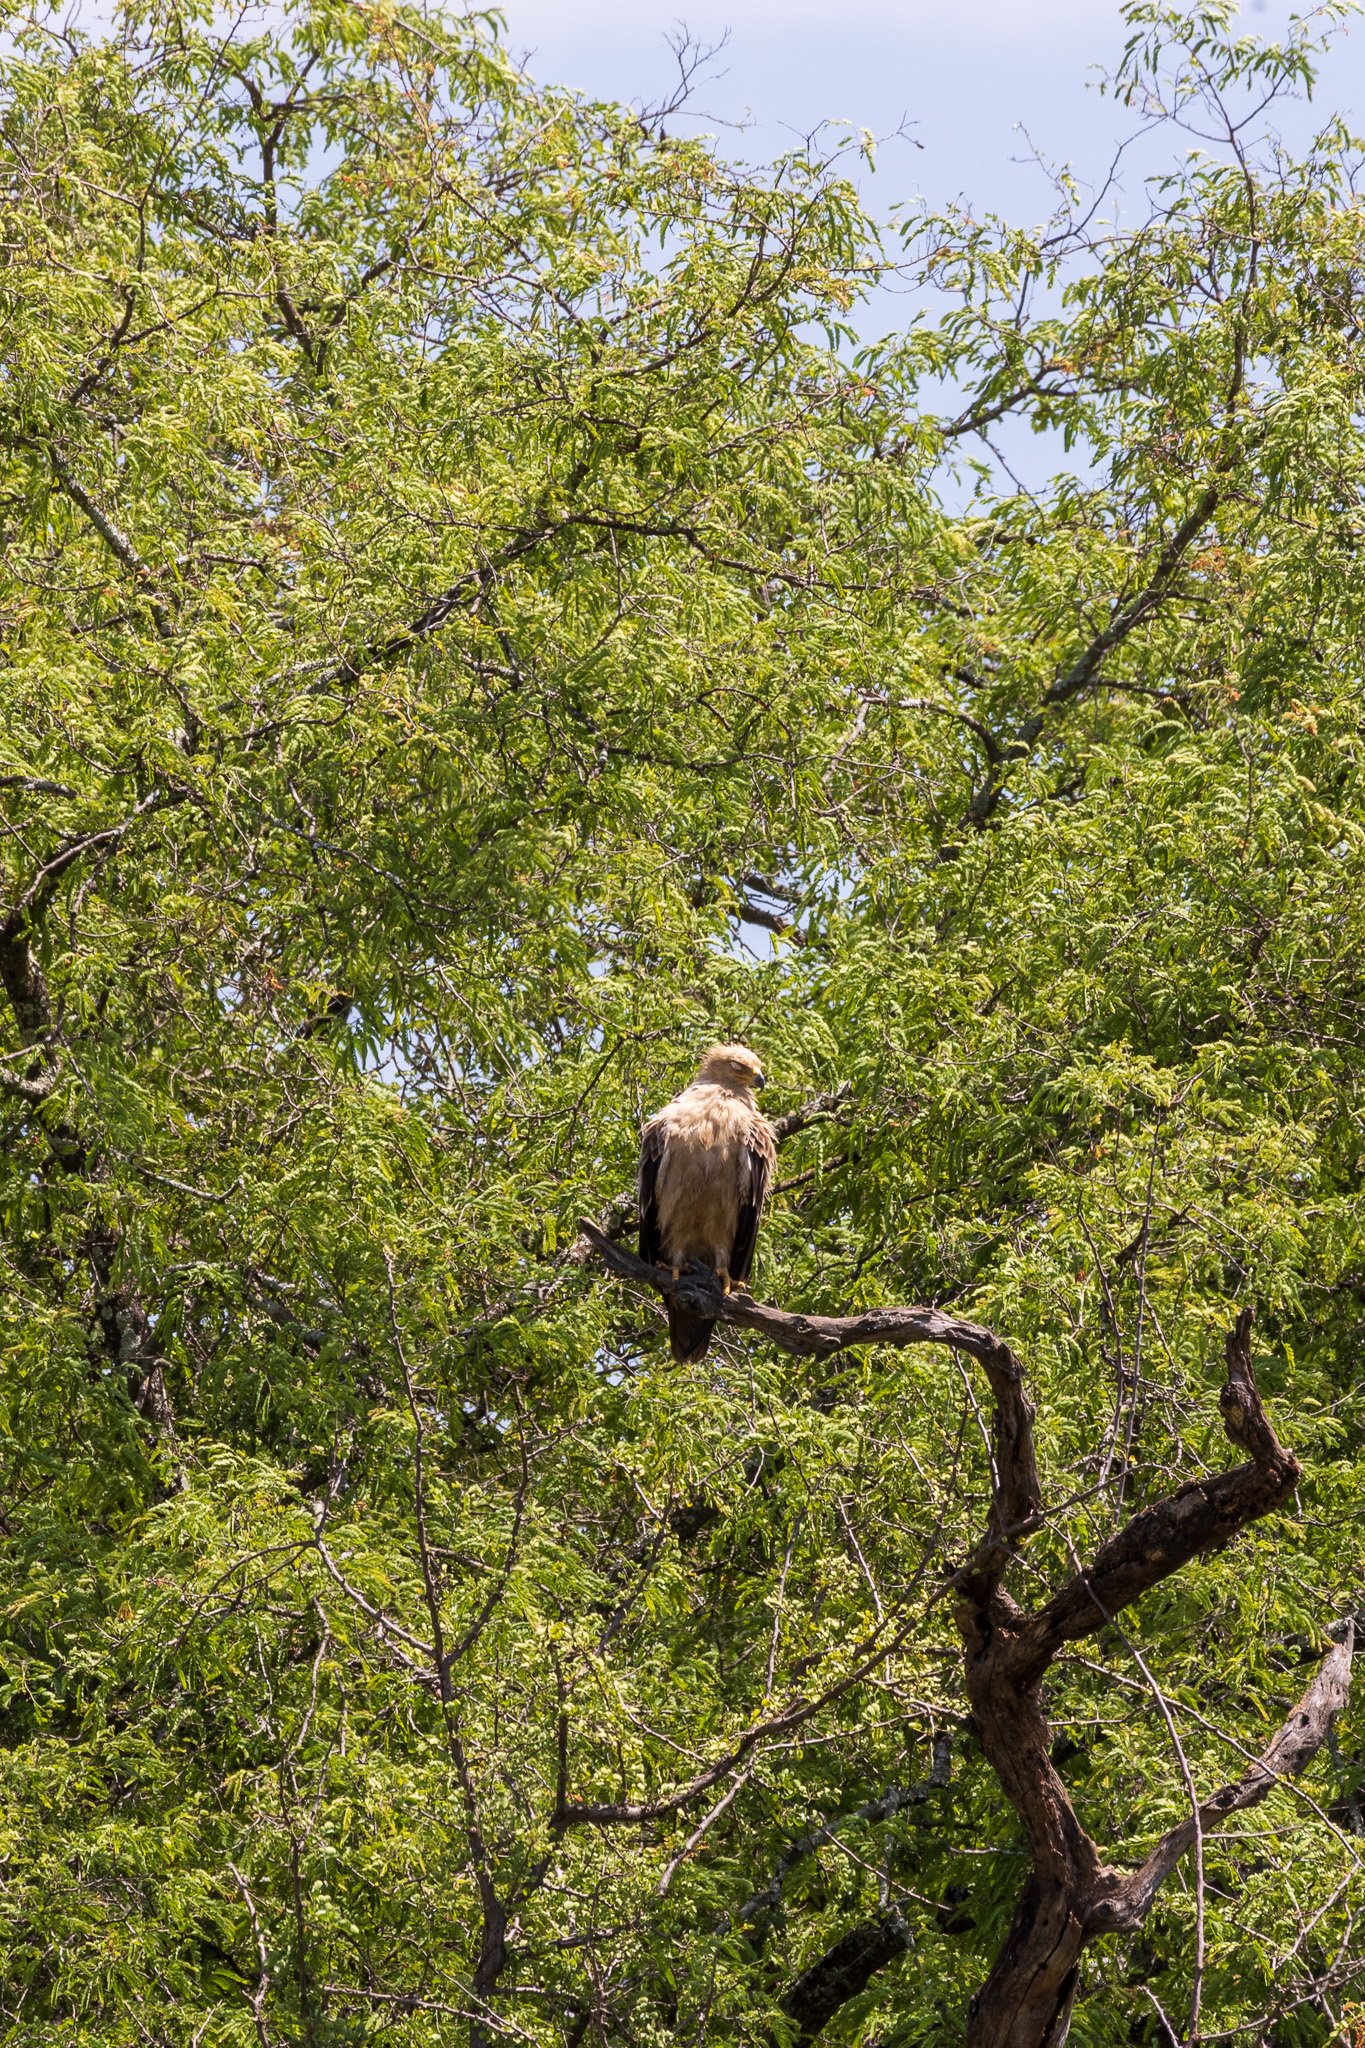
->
xmin=554 ymin=1608 xmax=918 ymax=1831
xmin=578 ymin=1221 xmax=1042 ymax=1557
xmin=862 ymin=693 xmax=1004 ymax=766
xmin=1019 ymin=1309 xmax=1300 ymax=1675
xmin=581 ymin=1221 xmax=1006 ymax=1366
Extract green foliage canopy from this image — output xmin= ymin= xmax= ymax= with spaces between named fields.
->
xmin=1 ymin=0 xmax=1364 ymax=2041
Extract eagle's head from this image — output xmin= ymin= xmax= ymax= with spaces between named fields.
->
xmin=697 ymin=1042 xmax=767 ymax=1094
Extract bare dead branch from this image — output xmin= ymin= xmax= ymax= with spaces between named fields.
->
xmin=1099 ymin=1623 xmax=1357 ymax=1930
xmin=960 ymin=1314 xmax=1341 ymax=2048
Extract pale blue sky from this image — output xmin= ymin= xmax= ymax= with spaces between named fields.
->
xmin=497 ymin=0 xmax=1365 ymax=226
xmin=491 ymin=3 xmax=1365 ymax=496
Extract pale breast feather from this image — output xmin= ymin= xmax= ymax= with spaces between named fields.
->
xmin=637 ymin=1082 xmax=775 ymax=1284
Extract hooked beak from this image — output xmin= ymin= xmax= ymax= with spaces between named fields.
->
xmin=753 ymin=1072 xmax=767 ymax=1092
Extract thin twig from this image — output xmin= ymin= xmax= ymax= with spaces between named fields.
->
xmin=657 ymin=1761 xmax=757 ymax=1898
xmin=227 ymin=1863 xmax=275 ymax=2048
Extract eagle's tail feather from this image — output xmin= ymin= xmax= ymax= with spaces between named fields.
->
xmin=668 ymin=1300 xmax=715 ymax=1364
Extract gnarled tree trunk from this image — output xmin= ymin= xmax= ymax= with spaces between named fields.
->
xmin=584 ymin=1233 xmax=1358 ymax=2048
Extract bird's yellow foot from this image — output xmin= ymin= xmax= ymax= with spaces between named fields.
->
xmin=670 ymin=1265 xmax=681 ymax=1281
xmin=721 ymin=1276 xmax=732 ymax=1296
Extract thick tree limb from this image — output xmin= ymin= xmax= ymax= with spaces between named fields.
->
xmin=1021 ymin=1453 xmax=1299 ymax=1666
xmin=1018 ymin=1310 xmax=1299 ymax=1675
xmin=779 ymin=1910 xmax=912 ymax=2043
xmin=958 ymin=1311 xmax=1342 ymax=2048
xmin=0 ymin=914 xmax=55 ymax=1046
xmin=0 ymin=1055 xmax=61 ymax=1105
xmin=580 ymin=1224 xmax=1008 ymax=1368
xmin=0 ymin=775 xmax=78 ymax=798
xmin=585 ymin=1232 xmax=1354 ymax=2048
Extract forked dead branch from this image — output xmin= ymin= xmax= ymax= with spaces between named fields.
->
xmin=582 ymin=1226 xmax=1357 ymax=2048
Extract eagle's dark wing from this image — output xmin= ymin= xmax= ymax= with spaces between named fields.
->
xmin=730 ymin=1117 xmax=775 ymax=1288
xmin=638 ymin=1117 xmax=667 ymax=1267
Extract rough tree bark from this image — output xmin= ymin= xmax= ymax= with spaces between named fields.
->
xmin=581 ymin=1226 xmax=1356 ymax=2048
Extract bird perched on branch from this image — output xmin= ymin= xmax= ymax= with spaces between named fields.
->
xmin=638 ymin=1043 xmax=776 ymax=1362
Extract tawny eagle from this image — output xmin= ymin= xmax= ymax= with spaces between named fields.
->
xmin=638 ymin=1043 xmax=777 ymax=1362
